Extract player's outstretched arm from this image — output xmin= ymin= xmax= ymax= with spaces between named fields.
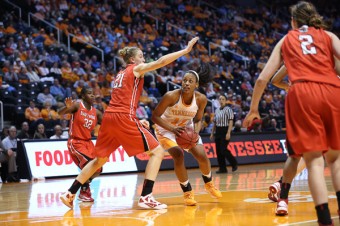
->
xmin=134 ymin=37 xmax=199 ymax=77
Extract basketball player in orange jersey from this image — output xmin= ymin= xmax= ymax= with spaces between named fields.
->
xmin=243 ymin=2 xmax=340 ymax=225
xmin=60 ymin=37 xmax=200 ymax=210
xmin=152 ymin=63 xmax=222 ymax=206
xmin=58 ymin=87 xmax=102 ymax=202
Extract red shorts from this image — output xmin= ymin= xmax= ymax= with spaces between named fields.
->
xmin=67 ymin=139 xmax=95 ymax=169
xmin=94 ymin=113 xmax=159 ymax=158
xmin=286 ymin=82 xmax=340 ymax=154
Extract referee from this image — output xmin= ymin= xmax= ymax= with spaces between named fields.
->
xmin=210 ymin=94 xmax=238 ymax=174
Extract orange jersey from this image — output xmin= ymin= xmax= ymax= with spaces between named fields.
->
xmin=69 ymin=101 xmax=97 ymax=140
xmin=105 ymin=64 xmax=143 ymax=116
xmin=282 ymin=26 xmax=339 ymax=86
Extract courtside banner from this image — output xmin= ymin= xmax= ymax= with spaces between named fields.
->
xmin=135 ymin=132 xmax=288 ymax=171
xmin=22 ymin=139 xmax=138 ymax=178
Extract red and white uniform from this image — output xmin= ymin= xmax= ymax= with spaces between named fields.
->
xmin=67 ymin=100 xmax=97 ymax=168
xmin=95 ymin=64 xmax=159 ymax=157
xmin=282 ymin=25 xmax=340 ymax=154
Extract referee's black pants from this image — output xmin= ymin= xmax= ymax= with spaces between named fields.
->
xmin=215 ymin=127 xmax=238 ymax=172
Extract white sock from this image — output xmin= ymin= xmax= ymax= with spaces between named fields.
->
xmin=202 ymin=171 xmax=212 ymax=179
xmin=180 ymin=180 xmax=189 ymax=186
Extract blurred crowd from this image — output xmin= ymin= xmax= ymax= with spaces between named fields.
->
xmin=0 ymin=0 xmax=339 ymax=140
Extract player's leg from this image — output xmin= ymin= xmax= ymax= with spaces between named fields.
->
xmin=274 ymin=156 xmax=300 ymax=215
xmin=325 ymin=149 xmax=340 ymax=221
xmin=61 ymin=114 xmax=117 ymax=209
xmin=304 ymin=151 xmax=333 ymax=226
xmin=168 ymin=146 xmax=197 ymax=206
xmin=138 ymin=144 xmax=168 ymax=209
xmin=190 ymin=144 xmax=222 ymax=199
xmin=67 ymin=140 xmax=102 ymax=202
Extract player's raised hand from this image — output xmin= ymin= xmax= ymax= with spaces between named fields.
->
xmin=185 ymin=37 xmax=199 ymax=53
xmin=64 ymin=97 xmax=73 ymax=108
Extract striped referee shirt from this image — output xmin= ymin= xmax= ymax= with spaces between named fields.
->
xmin=213 ymin=106 xmax=234 ymax=127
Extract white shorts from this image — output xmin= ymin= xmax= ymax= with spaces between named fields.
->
xmin=155 ymin=129 xmax=202 ymax=152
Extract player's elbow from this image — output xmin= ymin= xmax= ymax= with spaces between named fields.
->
xmin=151 ymin=114 xmax=158 ymax=124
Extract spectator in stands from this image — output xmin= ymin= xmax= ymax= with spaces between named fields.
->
xmin=73 ymin=61 xmax=86 ymax=78
xmin=1 ymin=126 xmax=19 ymax=182
xmin=60 ymin=119 xmax=69 ymax=138
xmin=17 ymin=121 xmax=31 ymax=140
xmin=46 ymin=50 xmax=60 ymax=66
xmin=0 ymin=139 xmax=19 ymax=183
xmin=49 ymin=62 xmax=62 ymax=81
xmin=93 ymin=95 xmax=107 ymax=113
xmin=4 ymin=66 xmax=19 ymax=85
xmin=50 ymin=78 xmax=66 ymax=101
xmin=37 ymin=86 xmax=59 ymax=107
xmin=25 ymin=100 xmax=45 ymax=134
xmin=201 ymin=106 xmax=214 ymax=134
xmin=26 ymin=65 xmax=41 ymax=83
xmin=264 ymin=118 xmax=280 ymax=132
xmin=37 ymin=60 xmax=54 ymax=82
xmin=0 ymin=126 xmax=9 ymax=140
xmin=41 ymin=100 xmax=60 ymax=127
xmin=147 ymin=81 xmax=161 ymax=98
xmin=50 ymin=125 xmax=67 ymax=139
xmin=100 ymin=80 xmax=112 ymax=102
xmin=33 ymin=123 xmax=47 ymax=139
xmin=61 ymin=61 xmax=79 ymax=82
xmin=136 ymin=102 xmax=149 ymax=120
xmin=88 ymin=78 xmax=103 ymax=98
xmin=18 ymin=67 xmax=30 ymax=84
xmin=233 ymin=120 xmax=244 ymax=133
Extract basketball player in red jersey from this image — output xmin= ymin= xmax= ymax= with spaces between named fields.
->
xmin=243 ymin=2 xmax=340 ymax=225
xmin=58 ymin=87 xmax=102 ymax=202
xmin=60 ymin=37 xmax=200 ymax=210
xmin=268 ymin=60 xmax=340 ymax=216
xmin=152 ymin=63 xmax=222 ymax=206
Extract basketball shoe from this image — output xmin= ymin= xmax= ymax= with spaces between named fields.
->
xmin=183 ymin=191 xmax=197 ymax=206
xmin=268 ymin=181 xmax=281 ymax=202
xmin=276 ymin=199 xmax=288 ymax=216
xmin=138 ymin=193 xmax=167 ymax=209
xmin=60 ymin=191 xmax=75 ymax=209
xmin=78 ymin=187 xmax=94 ymax=202
xmin=204 ymin=181 xmax=222 ymax=198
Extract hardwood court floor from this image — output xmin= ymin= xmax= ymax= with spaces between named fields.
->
xmin=0 ymin=162 xmax=339 ymax=226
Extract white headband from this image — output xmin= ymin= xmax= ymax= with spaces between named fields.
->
xmin=187 ymin=70 xmax=199 ymax=81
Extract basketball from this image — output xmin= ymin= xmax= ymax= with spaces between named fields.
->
xmin=175 ymin=127 xmax=199 ymax=149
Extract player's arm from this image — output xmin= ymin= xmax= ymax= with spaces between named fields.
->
xmin=243 ymin=37 xmax=285 ymax=128
xmin=133 ymin=37 xmax=199 ymax=78
xmin=58 ymin=97 xmax=79 ymax=116
xmin=335 ymin=57 xmax=340 ymax=75
xmin=151 ymin=91 xmax=184 ymax=136
xmin=193 ymin=93 xmax=207 ymax=134
xmin=96 ymin=109 xmax=103 ymax=125
xmin=326 ymin=31 xmax=340 ymax=60
xmin=270 ymin=65 xmax=289 ymax=91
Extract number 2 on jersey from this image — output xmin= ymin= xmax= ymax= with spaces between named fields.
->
xmin=299 ymin=35 xmax=317 ymax=55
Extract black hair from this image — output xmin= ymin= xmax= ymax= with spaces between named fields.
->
xmin=187 ymin=62 xmax=215 ymax=87
xmin=80 ymin=86 xmax=92 ymax=99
